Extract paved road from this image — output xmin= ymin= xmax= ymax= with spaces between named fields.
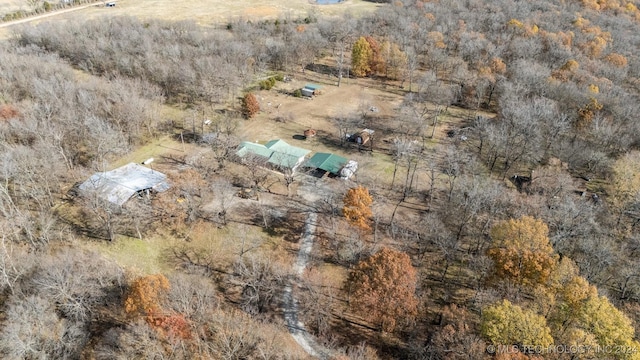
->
xmin=282 ymin=212 xmax=332 ymax=359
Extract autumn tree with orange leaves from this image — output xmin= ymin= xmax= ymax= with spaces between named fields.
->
xmin=346 ymin=247 xmax=418 ymax=332
xmin=342 ymin=185 xmax=373 ymax=231
xmin=365 ymin=36 xmax=385 ymax=75
xmin=242 ymin=92 xmax=260 ymax=119
xmin=352 ymin=37 xmax=373 ymax=77
xmin=124 ymin=274 xmax=192 ymax=339
xmin=487 ymin=216 xmax=559 ymax=287
xmin=125 ymin=274 xmax=170 ymax=318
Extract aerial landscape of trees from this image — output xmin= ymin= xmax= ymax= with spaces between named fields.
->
xmin=2 ymin=0 xmax=640 ymax=358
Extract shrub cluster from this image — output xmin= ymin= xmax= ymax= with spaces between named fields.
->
xmin=259 ymin=77 xmax=277 ymax=90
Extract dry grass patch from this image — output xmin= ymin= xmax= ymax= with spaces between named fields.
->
xmin=110 ymin=136 xmax=186 ymax=168
xmin=84 ymin=233 xmax=168 ymax=275
xmin=0 ymin=0 xmax=25 ymax=14
xmin=307 ymin=262 xmax=347 ymax=290
xmin=239 ymin=72 xmax=405 ymax=187
xmin=83 ymin=220 xmax=291 ymax=276
xmin=7 ymin=0 xmax=381 ymax=26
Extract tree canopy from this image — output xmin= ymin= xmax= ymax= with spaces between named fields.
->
xmin=343 ymin=185 xmax=373 ymax=231
xmin=125 ymin=274 xmax=170 ymax=318
xmin=352 ymin=36 xmax=373 ymax=77
xmin=242 ymin=92 xmax=260 ymax=119
xmin=346 ymin=247 xmax=418 ymax=332
xmin=488 ymin=216 xmax=559 ymax=287
xmin=481 ymin=299 xmax=553 ymax=348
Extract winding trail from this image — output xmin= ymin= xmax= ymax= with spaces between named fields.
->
xmin=283 ymin=212 xmax=331 ymax=359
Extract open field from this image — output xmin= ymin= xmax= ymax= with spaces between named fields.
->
xmin=242 ymin=79 xmax=402 ymax=185
xmin=72 ymin=0 xmax=383 ymax=24
xmin=0 ymin=0 xmax=22 ymax=14
xmin=239 ymin=69 xmax=478 ymax=190
xmin=82 ymin=221 xmax=286 ymax=275
xmin=0 ymin=0 xmax=382 ymax=38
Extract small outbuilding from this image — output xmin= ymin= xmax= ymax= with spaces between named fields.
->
xmin=79 ymin=163 xmax=170 ymax=206
xmin=301 ymin=83 xmax=321 ymax=97
xmin=351 ymin=128 xmax=374 ymax=145
xmin=305 ymin=153 xmax=348 ymax=175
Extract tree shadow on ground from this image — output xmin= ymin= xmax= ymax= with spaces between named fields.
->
xmin=172 ymin=131 xmax=201 ymax=143
xmin=305 ymin=63 xmax=337 ymax=77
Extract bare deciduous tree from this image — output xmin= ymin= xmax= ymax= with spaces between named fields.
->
xmin=210 ymin=178 xmax=237 ymax=225
xmin=230 ymin=255 xmax=288 ymax=315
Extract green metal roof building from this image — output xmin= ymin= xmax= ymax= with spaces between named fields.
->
xmin=236 ymin=139 xmax=311 ymax=171
xmin=306 ymin=152 xmax=348 ymax=174
xmin=236 ymin=141 xmax=274 ymax=159
xmin=265 ymin=139 xmax=311 ymax=158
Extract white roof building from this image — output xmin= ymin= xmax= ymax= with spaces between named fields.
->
xmin=79 ymin=163 xmax=170 ymax=206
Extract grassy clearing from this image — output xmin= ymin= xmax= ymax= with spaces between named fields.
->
xmin=111 ymin=135 xmax=184 ymax=168
xmin=239 ymin=72 xmax=406 ymax=188
xmin=308 ymin=262 xmax=347 ymax=290
xmin=0 ymin=0 xmax=24 ymax=14
xmin=356 ymin=150 xmax=395 ymax=186
xmin=86 ymin=234 xmax=168 ymax=275
xmin=85 ymin=220 xmax=287 ymax=276
xmin=110 ymin=104 xmax=194 ymax=168
xmin=1 ymin=0 xmax=381 ymax=25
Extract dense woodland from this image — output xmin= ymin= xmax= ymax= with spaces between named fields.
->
xmin=3 ymin=0 xmax=640 ymax=358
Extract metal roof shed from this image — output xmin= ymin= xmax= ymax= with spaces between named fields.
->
xmin=236 ymin=139 xmax=311 ymax=171
xmin=265 ymin=139 xmax=310 ymax=158
xmin=236 ymin=141 xmax=274 ymax=159
xmin=79 ymin=163 xmax=170 ymax=206
xmin=306 ymin=153 xmax=348 ymax=174
xmin=265 ymin=139 xmax=311 ymax=170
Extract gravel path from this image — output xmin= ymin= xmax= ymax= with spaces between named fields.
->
xmin=283 ymin=212 xmax=332 ymax=359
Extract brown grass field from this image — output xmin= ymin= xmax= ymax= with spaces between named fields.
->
xmin=0 ymin=0 xmax=22 ymax=14
xmin=0 ymin=0 xmax=382 ymax=28
xmin=90 ymin=0 xmax=382 ymax=23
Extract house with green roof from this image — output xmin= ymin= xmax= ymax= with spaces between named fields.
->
xmin=305 ymin=153 xmax=348 ymax=175
xmin=236 ymin=141 xmax=274 ymax=160
xmin=264 ymin=139 xmax=310 ymax=158
xmin=236 ymin=139 xmax=311 ymax=172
